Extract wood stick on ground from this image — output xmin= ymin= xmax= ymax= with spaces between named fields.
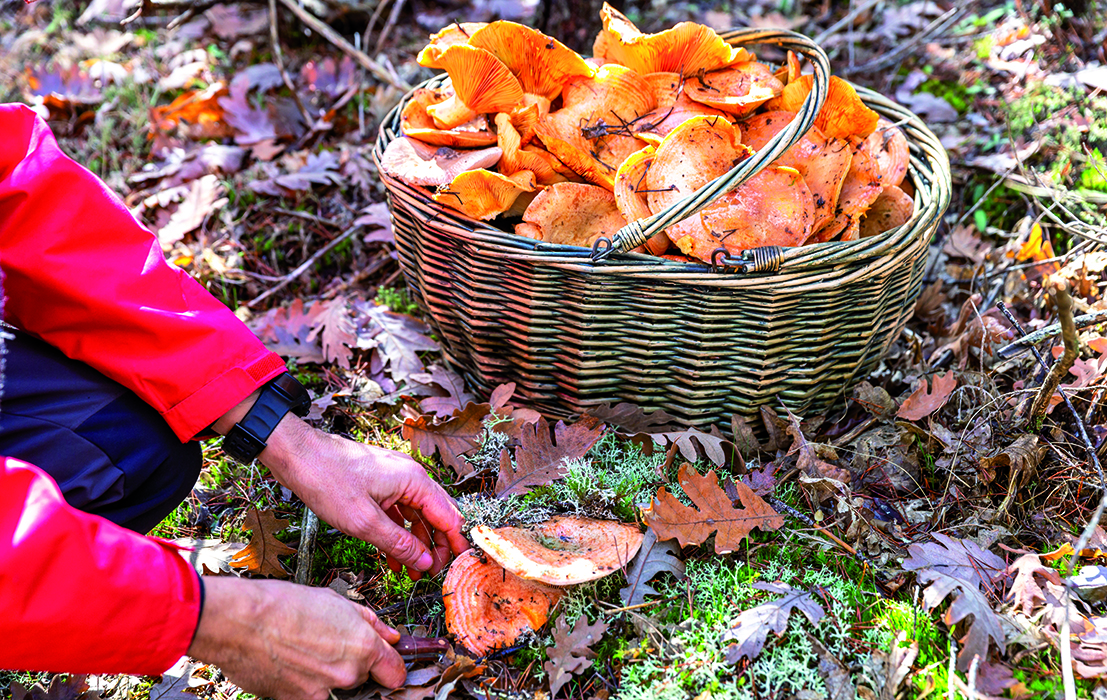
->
xmin=275 ymin=0 xmax=410 ymax=92
xmin=1029 ymin=282 xmax=1078 ymax=424
xmin=245 ymin=223 xmax=362 ymax=308
xmin=294 ymin=506 xmax=320 ymax=585
xmin=269 ymin=0 xmax=313 ymax=128
xmin=997 ymin=307 xmax=1107 ymax=358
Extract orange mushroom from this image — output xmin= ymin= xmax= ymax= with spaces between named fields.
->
xmin=859 ymin=185 xmax=914 ymax=238
xmin=401 ymin=87 xmax=497 ymax=147
xmin=472 ymin=516 xmax=644 ymax=585
xmin=643 ymin=72 xmax=682 ymax=109
xmin=518 ymin=182 xmax=629 ymax=247
xmin=417 ymin=22 xmax=487 ymax=69
xmin=772 ymin=50 xmax=803 ymax=85
xmin=866 ymin=117 xmax=910 ymax=188
xmin=425 ymin=45 xmax=525 ymax=130
xmin=633 ymin=91 xmax=729 ymax=143
xmin=468 ymin=21 xmax=594 ymax=102
xmin=432 ymin=168 xmax=537 ymax=220
xmin=765 ymin=75 xmax=879 ymax=141
xmin=683 ymin=62 xmax=783 ymax=117
xmin=592 ymin=3 xmax=751 ymax=76
xmin=495 ymin=112 xmax=567 ymax=185
xmin=378 ymin=136 xmax=502 ymax=187
xmin=809 ymin=136 xmax=884 ymax=243
xmin=613 ymin=145 xmax=670 ymax=255
xmin=645 ymin=115 xmax=745 ymax=254
xmin=443 ymin=549 xmax=563 ymax=656
xmin=508 ymin=94 xmax=551 ymax=145
xmin=741 ymin=111 xmax=852 ymax=232
xmin=698 ymin=167 xmax=813 ymax=255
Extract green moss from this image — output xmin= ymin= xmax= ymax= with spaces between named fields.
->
xmin=375 ymin=286 xmax=420 ymax=316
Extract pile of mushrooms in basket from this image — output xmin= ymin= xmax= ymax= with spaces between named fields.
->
xmin=379 ymin=3 xmax=914 ymax=263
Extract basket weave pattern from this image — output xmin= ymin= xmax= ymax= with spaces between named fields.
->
xmin=374 ymin=30 xmax=952 ymax=428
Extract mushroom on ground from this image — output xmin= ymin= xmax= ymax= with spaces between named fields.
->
xmin=443 ymin=549 xmax=563 ymax=656
xmin=472 ymin=515 xmax=644 ymax=585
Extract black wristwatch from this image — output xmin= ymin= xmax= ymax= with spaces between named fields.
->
xmin=222 ymin=373 xmax=312 ymax=463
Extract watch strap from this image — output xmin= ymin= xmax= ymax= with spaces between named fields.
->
xmin=223 ymin=373 xmax=311 ymax=463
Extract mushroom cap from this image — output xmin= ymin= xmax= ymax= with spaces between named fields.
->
xmin=645 ymin=115 xmax=744 ymax=255
xmin=417 ymin=22 xmax=488 ymax=69
xmin=402 ymin=88 xmax=497 ymax=147
xmin=642 ymin=72 xmax=682 ymax=110
xmin=495 ymin=112 xmax=568 ymax=185
xmin=683 ymin=62 xmax=783 ymax=117
xmin=613 ymin=145 xmax=655 ymax=224
xmin=592 ymin=3 xmax=750 ymax=75
xmin=443 ymin=549 xmax=563 ymax=656
xmin=766 ymin=75 xmax=879 ymax=141
xmin=740 ymin=111 xmax=851 ymax=232
xmin=432 ymin=168 xmax=537 ymax=220
xmin=554 ymin=64 xmax=658 ymax=132
xmin=379 ymin=136 xmax=503 ymax=187
xmin=866 ymin=117 xmax=910 ymax=188
xmin=697 ymin=167 xmax=813 ymax=255
xmin=859 ymin=184 xmax=914 ymax=238
xmin=435 ymin=44 xmax=525 ymax=115
xmin=472 ymin=516 xmax=644 ymax=585
xmin=520 ymin=182 xmax=628 ymax=248
xmin=809 ymin=137 xmax=884 ymax=243
xmin=468 ymin=21 xmax=594 ymax=101
xmin=632 ymin=91 xmax=729 ymax=142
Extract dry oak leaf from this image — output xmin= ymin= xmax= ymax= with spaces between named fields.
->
xmin=720 ymin=582 xmax=825 ymax=663
xmin=306 ymin=295 xmax=357 ymax=369
xmin=413 ymin=365 xmax=476 ymax=417
xmin=544 ymin=615 xmax=610 ymax=697
xmin=403 ymin=402 xmax=491 ymax=479
xmin=355 ymin=301 xmax=440 ymax=386
xmin=620 ymin=527 xmax=685 ymax=607
xmin=584 ymin=402 xmax=678 ymax=434
xmin=896 ymin=372 xmax=957 ymax=421
xmin=902 ymin=533 xmax=1006 ymax=592
xmin=173 ymin=537 xmax=246 ymax=575
xmin=495 ymin=415 xmax=605 ymax=497
xmin=644 ymin=463 xmax=784 ymax=554
xmin=979 ymin=434 xmax=1045 ymax=486
xmin=229 ymin=508 xmax=297 ymax=578
xmin=1006 ymin=553 xmax=1061 ymax=616
xmin=647 ymin=426 xmax=733 ymax=467
xmin=916 ymin=569 xmax=1005 ymax=672
xmin=9 ymin=675 xmax=97 ymax=700
xmin=784 ymin=407 xmax=850 ymax=483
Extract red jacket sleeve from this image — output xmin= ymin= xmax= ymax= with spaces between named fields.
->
xmin=0 ymin=103 xmax=286 ymax=441
xmin=0 ymin=456 xmax=202 ymax=673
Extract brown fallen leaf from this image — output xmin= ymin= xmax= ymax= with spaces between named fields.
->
xmin=155 ymin=174 xmax=225 ymax=248
xmin=9 ymin=675 xmax=97 ymax=700
xmin=306 ymin=295 xmax=357 ymax=369
xmin=783 ymin=408 xmax=850 ymax=483
xmin=1006 ymin=553 xmax=1061 ymax=616
xmin=646 ymin=426 xmax=734 ymax=467
xmin=644 ymin=463 xmax=784 ymax=554
xmin=544 ymin=615 xmax=609 ymax=697
xmin=403 ymin=402 xmax=491 ymax=479
xmin=619 ymin=527 xmax=685 ymax=608
xmin=584 ymin=402 xmax=678 ymax=434
xmin=229 ymin=508 xmax=297 ymax=578
xmin=413 ymin=365 xmax=476 ymax=417
xmin=980 ymin=433 xmax=1045 ymax=492
xmin=173 ymin=537 xmax=246 ymax=575
xmin=896 ymin=372 xmax=957 ymax=421
xmin=496 ymin=415 xmax=605 ymax=497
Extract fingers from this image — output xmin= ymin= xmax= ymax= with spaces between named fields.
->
xmin=359 ymin=606 xmax=401 ymax=645
xmin=374 ymin=504 xmax=434 ymax=572
xmin=398 ymin=478 xmax=469 ymax=557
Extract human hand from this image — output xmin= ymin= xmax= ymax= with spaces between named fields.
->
xmin=260 ymin=415 xmax=469 ymax=579
xmin=188 ymin=577 xmax=405 ymax=700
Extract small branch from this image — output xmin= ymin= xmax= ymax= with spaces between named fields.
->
xmin=275 ymin=0 xmax=410 ymax=92
xmin=813 ymin=0 xmax=882 ymax=44
xmin=998 ymin=308 xmax=1107 ymax=358
xmin=269 ymin=0 xmax=314 ymax=129
xmin=372 ymin=0 xmax=407 ymax=56
xmin=841 ymin=7 xmax=964 ymax=75
xmin=245 ymin=223 xmax=361 ymax=308
xmin=1030 ymin=283 xmax=1078 ymax=424
xmin=294 ymin=506 xmax=319 ymax=585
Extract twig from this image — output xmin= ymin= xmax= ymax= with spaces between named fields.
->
xmin=813 ymin=0 xmax=882 ymax=44
xmin=294 ymin=506 xmax=319 ymax=585
xmin=275 ymin=0 xmax=410 ymax=91
xmin=997 ymin=308 xmax=1107 ymax=358
xmin=768 ymin=497 xmax=889 ymax=581
xmin=1029 ymin=283 xmax=1078 ymax=424
xmin=374 ymin=592 xmax=443 ymax=617
xmin=372 ymin=0 xmax=407 ymax=56
xmin=997 ymin=302 xmax=1107 ymax=577
xmin=245 ymin=223 xmax=362 ymax=308
xmin=842 ymin=7 xmax=964 ymax=75
xmin=272 ymin=207 xmax=343 ymax=228
xmin=362 ymin=0 xmax=391 ymax=48
xmin=269 ymin=0 xmax=313 ymax=129
xmin=597 ymin=593 xmax=682 ymax=615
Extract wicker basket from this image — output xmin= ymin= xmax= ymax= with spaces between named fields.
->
xmin=372 ymin=28 xmax=952 ymax=429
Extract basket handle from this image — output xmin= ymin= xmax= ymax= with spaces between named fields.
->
xmin=590 ymin=29 xmax=831 ymax=264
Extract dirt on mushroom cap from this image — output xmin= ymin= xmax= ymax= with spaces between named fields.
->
xmin=443 ymin=549 xmax=563 ymax=656
xmin=472 ymin=515 xmax=644 ymax=585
